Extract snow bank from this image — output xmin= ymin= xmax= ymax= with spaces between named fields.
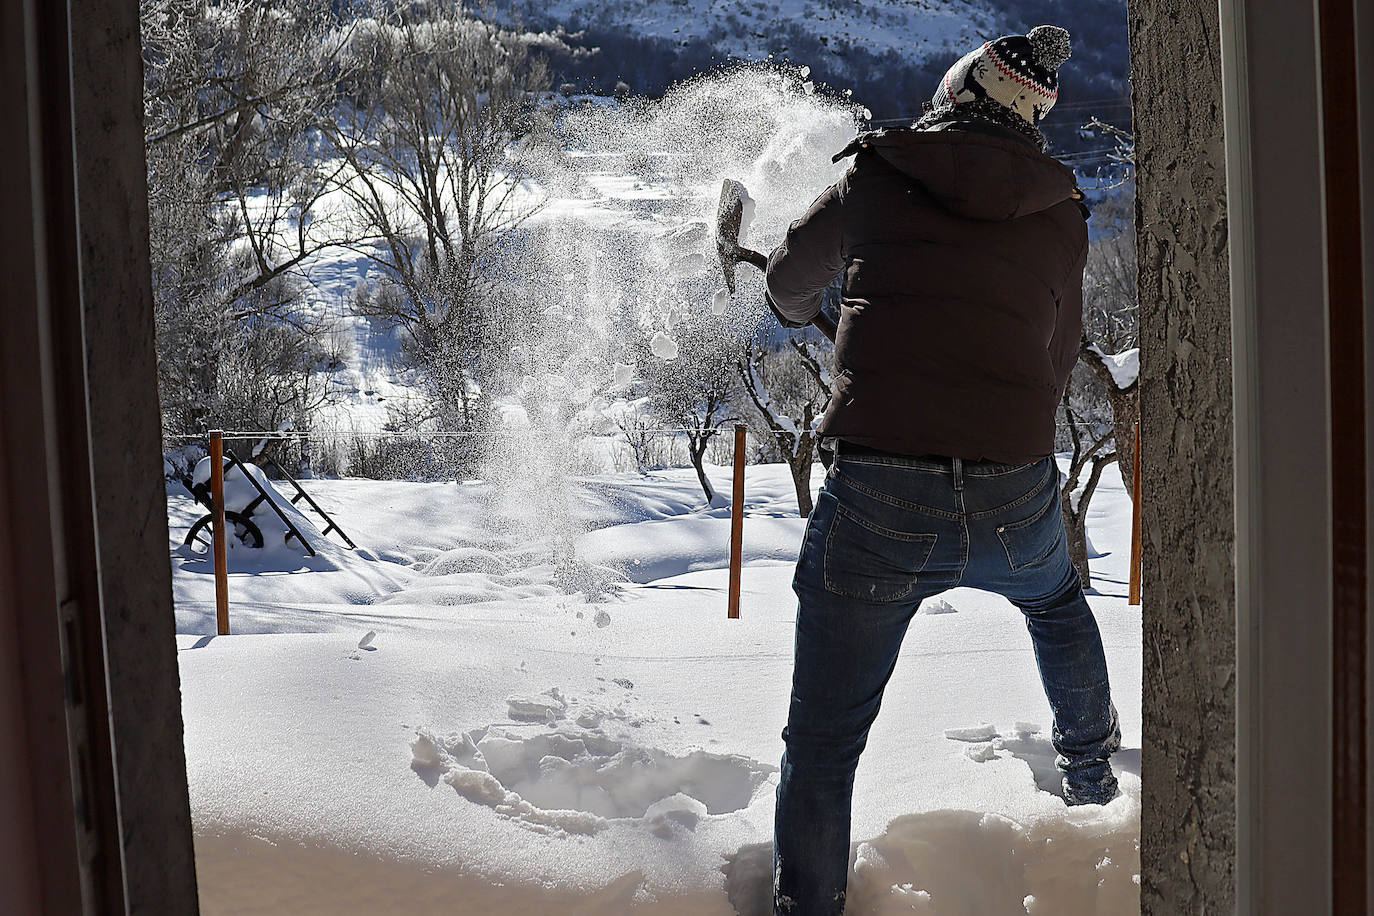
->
xmin=845 ymin=797 xmax=1140 ymax=915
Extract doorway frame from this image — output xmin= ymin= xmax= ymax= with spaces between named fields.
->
xmin=2 ymin=0 xmax=1370 ymax=912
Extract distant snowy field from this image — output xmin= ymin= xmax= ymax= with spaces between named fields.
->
xmin=171 ymin=459 xmax=1140 ymax=915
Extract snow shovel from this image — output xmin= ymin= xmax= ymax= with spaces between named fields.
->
xmin=714 ymin=179 xmax=837 ymax=343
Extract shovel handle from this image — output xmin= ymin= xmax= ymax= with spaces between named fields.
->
xmin=737 ymin=248 xmax=768 ymax=271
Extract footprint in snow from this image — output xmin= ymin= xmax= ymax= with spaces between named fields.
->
xmin=949 ymin=722 xmax=1063 ymax=796
xmin=409 ymin=725 xmax=775 ymax=837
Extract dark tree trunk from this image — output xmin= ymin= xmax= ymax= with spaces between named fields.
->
xmin=1061 ymin=453 xmax=1116 ymax=588
xmin=788 ymin=446 xmax=815 ymax=519
xmin=1109 ymin=386 xmax=1138 ymax=494
xmin=1064 ymin=494 xmax=1091 ymax=588
xmin=690 ymin=440 xmax=714 ymax=504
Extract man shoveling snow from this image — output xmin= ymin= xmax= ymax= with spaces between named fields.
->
xmin=762 ymin=25 xmax=1122 ymax=915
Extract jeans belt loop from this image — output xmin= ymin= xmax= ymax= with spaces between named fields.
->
xmin=952 ymin=456 xmax=964 ymax=491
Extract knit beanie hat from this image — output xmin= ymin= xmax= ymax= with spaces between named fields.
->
xmin=924 ymin=26 xmax=1072 ymax=135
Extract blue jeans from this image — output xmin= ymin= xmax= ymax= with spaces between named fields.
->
xmin=773 ymin=451 xmax=1120 ymax=915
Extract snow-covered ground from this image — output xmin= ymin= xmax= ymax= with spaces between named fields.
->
xmin=171 ymin=459 xmax=1140 ymax=914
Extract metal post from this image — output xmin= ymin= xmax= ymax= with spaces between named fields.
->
xmin=209 ymin=430 xmax=230 ymax=635
xmin=1129 ymin=419 xmax=1142 ymax=606
xmin=728 ymin=424 xmax=746 ymax=619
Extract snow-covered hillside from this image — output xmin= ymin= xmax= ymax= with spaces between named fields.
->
xmin=508 ymin=0 xmax=993 ymax=66
xmin=172 ymin=460 xmax=1140 ymax=913
xmin=496 ymin=0 xmax=1130 ymax=133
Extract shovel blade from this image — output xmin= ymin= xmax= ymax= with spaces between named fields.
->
xmin=715 ymin=178 xmax=749 ymax=295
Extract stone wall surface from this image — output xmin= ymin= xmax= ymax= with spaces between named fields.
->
xmin=1127 ymin=1 xmax=1236 ymax=911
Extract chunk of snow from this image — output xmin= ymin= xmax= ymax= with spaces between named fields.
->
xmin=731 ymin=183 xmax=755 ymax=247
xmin=644 ymin=792 xmax=708 ymax=838
xmin=920 ymin=598 xmax=958 ymax=615
xmin=506 ymin=692 xmax=568 ymax=722
xmin=944 ymin=723 xmax=999 ymax=742
xmin=650 ymin=332 xmax=679 ymax=361
xmin=711 ymin=287 xmax=731 ymax=316
xmin=892 ymin=885 xmax=932 ymax=904
xmin=447 ymin=768 xmax=508 ymax=806
xmin=594 ymin=609 xmax=611 ymax=628
xmin=358 ymin=630 xmax=376 ymax=649
xmin=965 ymin=742 xmax=998 ymax=762
xmin=1088 ymin=344 xmax=1140 ymax=389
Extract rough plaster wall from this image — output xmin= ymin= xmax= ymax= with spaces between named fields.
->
xmin=1127 ymin=1 xmax=1236 ymax=911
xmin=70 ymin=1 xmax=200 ymax=911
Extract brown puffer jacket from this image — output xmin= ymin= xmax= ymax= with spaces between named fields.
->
xmin=765 ymin=123 xmax=1088 ymax=464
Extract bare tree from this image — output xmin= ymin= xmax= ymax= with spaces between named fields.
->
xmin=667 ymin=378 xmax=735 ymax=504
xmin=609 ymin=399 xmax=663 ymax=475
xmin=738 ymin=333 xmax=831 ymax=517
xmin=142 ymin=0 xmax=364 ymax=436
xmin=325 ymin=3 xmax=558 ymax=430
xmin=1058 ymin=387 xmax=1118 ymax=588
xmin=640 ymin=310 xmax=742 ymax=504
xmin=1081 ymin=116 xmax=1134 ymax=191
xmin=1079 ymin=187 xmax=1139 ymax=489
xmin=1079 ymin=336 xmax=1139 ymax=492
xmin=1052 ymin=186 xmax=1140 ymax=588
xmin=143 ymin=0 xmax=368 ymax=309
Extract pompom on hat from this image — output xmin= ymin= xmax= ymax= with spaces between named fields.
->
xmin=930 ymin=25 xmax=1072 ymax=127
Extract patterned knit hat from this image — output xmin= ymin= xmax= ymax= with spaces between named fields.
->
xmin=930 ymin=26 xmax=1072 ymax=127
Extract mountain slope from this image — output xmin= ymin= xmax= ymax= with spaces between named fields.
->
xmin=501 ymin=0 xmax=1130 ymax=132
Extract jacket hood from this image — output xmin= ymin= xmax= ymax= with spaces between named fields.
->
xmin=833 ymin=127 xmax=1082 ymax=222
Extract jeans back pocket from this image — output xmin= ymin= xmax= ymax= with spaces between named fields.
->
xmin=994 ymin=483 xmax=1062 ymax=572
xmin=823 ymin=503 xmax=937 ymax=602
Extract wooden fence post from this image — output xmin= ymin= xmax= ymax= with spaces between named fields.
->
xmin=728 ymin=424 xmax=746 ymax=619
xmin=210 ymin=429 xmax=230 ymax=635
xmin=1129 ymin=419 xmax=1142 ymax=606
